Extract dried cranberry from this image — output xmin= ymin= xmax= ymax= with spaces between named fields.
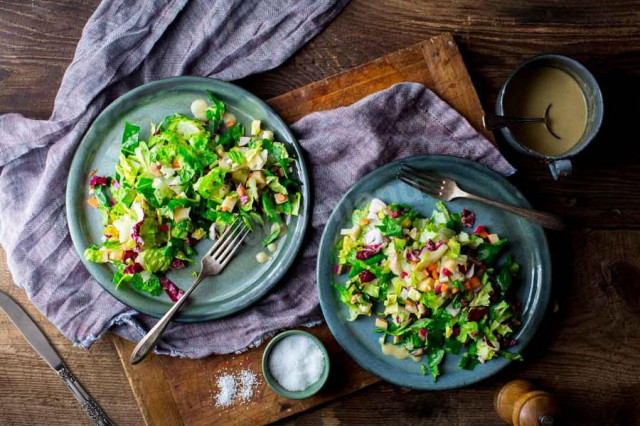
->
xmin=171 ymin=259 xmax=186 ymax=270
xmin=461 ymin=208 xmax=476 ymax=228
xmin=434 ymin=283 xmax=443 ymax=294
xmin=391 ymin=211 xmax=401 ymax=218
xmin=426 ymin=240 xmax=436 ymax=252
xmin=442 ymin=268 xmax=452 ymax=277
xmin=160 ymin=277 xmax=184 ymax=302
xmin=401 ymin=271 xmax=408 ymax=279
xmin=158 ymin=224 xmax=169 ymax=232
xmin=467 ymin=307 xmax=488 ymax=322
xmin=359 ymin=270 xmax=376 ymax=283
xmin=123 ymin=263 xmax=143 ymax=274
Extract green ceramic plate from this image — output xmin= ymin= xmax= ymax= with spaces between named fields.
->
xmin=67 ymin=77 xmax=310 ymax=321
xmin=317 ymin=155 xmax=551 ymax=390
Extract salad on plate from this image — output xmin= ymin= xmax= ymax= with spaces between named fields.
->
xmin=83 ymin=91 xmax=301 ymax=300
xmin=333 ymin=198 xmax=522 ymax=381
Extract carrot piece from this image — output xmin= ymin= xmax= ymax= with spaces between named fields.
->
xmin=431 ymin=270 xmax=438 ymax=280
xmin=469 ymin=276 xmax=481 ymax=289
xmin=427 ymin=263 xmax=438 ymax=272
xmin=451 ymin=287 xmax=460 ymax=294
xmin=87 ymin=197 xmax=99 ymax=208
xmin=172 ymin=160 xmax=180 ymax=168
xmin=464 ymin=281 xmax=472 ymax=291
xmin=440 ymin=283 xmax=449 ymax=293
xmin=479 ymin=231 xmax=489 ymax=238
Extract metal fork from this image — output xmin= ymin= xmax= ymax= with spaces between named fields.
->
xmin=130 ymin=219 xmax=250 ymax=364
xmin=397 ymin=164 xmax=564 ymax=230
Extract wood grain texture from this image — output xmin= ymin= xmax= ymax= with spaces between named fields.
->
xmin=112 ymin=33 xmax=489 ymax=426
xmin=115 ymin=326 xmax=380 ymax=426
xmin=0 ymin=0 xmax=639 ymax=425
xmin=0 ymin=250 xmax=144 ymax=426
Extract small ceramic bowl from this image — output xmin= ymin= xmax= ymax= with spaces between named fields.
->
xmin=496 ymin=54 xmax=604 ymax=179
xmin=261 ymin=330 xmax=330 ymax=399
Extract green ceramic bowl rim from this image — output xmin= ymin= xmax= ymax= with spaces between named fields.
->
xmin=316 ymin=154 xmax=552 ymax=390
xmin=261 ymin=330 xmax=330 ymax=399
xmin=65 ymin=76 xmax=310 ymax=322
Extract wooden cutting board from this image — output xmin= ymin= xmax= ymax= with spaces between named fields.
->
xmin=112 ymin=33 xmax=494 ymax=426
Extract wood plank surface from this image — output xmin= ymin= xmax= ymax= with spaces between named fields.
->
xmin=111 ymin=33 xmax=491 ymax=426
xmin=1 ymin=0 xmax=640 ymax=425
xmin=0 ymin=252 xmax=144 ymax=426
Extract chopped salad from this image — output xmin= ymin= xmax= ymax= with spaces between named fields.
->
xmin=333 ymin=199 xmax=522 ymax=381
xmin=84 ymin=92 xmax=301 ymax=300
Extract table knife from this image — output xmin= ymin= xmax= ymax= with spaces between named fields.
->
xmin=0 ymin=290 xmax=114 ymax=426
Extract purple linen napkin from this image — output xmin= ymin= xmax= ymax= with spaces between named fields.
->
xmin=0 ymin=0 xmax=514 ymax=358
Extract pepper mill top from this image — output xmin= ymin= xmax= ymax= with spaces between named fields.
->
xmin=494 ymin=380 xmax=560 ymax=426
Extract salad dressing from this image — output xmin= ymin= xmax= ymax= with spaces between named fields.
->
xmin=503 ymin=66 xmax=587 ymax=156
xmin=380 ymin=338 xmax=422 ymax=362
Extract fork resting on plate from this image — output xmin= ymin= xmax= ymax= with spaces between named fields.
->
xmin=130 ymin=219 xmax=250 ymax=364
xmin=397 ymin=164 xmax=564 ymax=231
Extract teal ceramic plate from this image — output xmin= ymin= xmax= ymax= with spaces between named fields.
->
xmin=67 ymin=77 xmax=310 ymax=321
xmin=317 ymin=155 xmax=550 ymax=390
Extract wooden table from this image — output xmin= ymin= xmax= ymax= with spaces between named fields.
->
xmin=1 ymin=1 xmax=639 ymax=425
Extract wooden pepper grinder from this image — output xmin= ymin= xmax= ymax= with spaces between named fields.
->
xmin=495 ymin=380 xmax=560 ymax=425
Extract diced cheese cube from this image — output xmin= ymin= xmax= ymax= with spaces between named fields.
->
xmin=250 ymin=120 xmax=261 ymax=135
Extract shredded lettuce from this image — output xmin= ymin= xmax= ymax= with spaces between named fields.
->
xmin=85 ymin=93 xmax=302 ymax=298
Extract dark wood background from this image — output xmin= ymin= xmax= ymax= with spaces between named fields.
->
xmin=1 ymin=0 xmax=639 ymax=425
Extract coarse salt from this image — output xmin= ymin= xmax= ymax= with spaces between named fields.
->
xmin=237 ymin=370 xmax=258 ymax=402
xmin=268 ymin=335 xmax=325 ymax=392
xmin=213 ymin=369 xmax=259 ymax=407
xmin=214 ymin=374 xmax=236 ymax=407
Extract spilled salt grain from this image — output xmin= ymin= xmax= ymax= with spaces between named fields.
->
xmin=268 ymin=335 xmax=324 ymax=392
xmin=237 ymin=370 xmax=257 ymax=402
xmin=215 ymin=374 xmax=236 ymax=407
xmin=213 ymin=369 xmax=260 ymax=407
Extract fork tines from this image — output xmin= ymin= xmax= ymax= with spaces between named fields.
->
xmin=397 ymin=163 xmax=445 ymax=199
xmin=207 ymin=218 xmax=250 ymax=264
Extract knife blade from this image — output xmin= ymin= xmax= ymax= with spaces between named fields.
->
xmin=0 ymin=290 xmax=114 ymax=426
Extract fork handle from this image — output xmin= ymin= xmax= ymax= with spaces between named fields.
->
xmin=130 ymin=274 xmax=205 ymax=364
xmin=462 ymin=192 xmax=565 ymax=231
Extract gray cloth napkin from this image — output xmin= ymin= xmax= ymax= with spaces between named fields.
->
xmin=0 ymin=0 xmax=514 ymax=358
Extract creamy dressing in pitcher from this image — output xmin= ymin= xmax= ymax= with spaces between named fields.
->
xmin=504 ymin=66 xmax=587 ymax=156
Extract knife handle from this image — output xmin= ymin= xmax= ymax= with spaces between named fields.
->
xmin=57 ymin=365 xmax=115 ymax=426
